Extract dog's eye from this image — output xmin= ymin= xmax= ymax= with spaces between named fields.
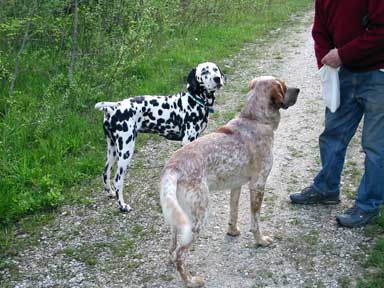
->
xmin=213 ymin=68 xmax=218 ymax=72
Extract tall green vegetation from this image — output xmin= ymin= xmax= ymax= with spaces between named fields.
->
xmin=0 ymin=0 xmax=313 ymax=226
xmin=359 ymin=216 xmax=384 ymax=287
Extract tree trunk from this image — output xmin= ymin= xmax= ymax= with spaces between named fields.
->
xmin=69 ymin=0 xmax=78 ymax=84
xmin=9 ymin=20 xmax=31 ymax=96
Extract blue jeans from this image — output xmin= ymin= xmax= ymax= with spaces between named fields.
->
xmin=313 ymin=67 xmax=384 ymax=213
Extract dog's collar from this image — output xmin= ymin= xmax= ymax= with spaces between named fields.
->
xmin=186 ymin=92 xmax=214 ymax=113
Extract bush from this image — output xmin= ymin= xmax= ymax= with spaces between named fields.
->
xmin=0 ymin=0 xmax=313 ymax=226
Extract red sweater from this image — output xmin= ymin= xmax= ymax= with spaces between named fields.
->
xmin=312 ymin=0 xmax=384 ymax=71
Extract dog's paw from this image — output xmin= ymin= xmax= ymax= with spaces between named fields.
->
xmin=106 ymin=188 xmax=116 ymax=199
xmin=187 ymin=275 xmax=205 ymax=288
xmin=107 ymin=192 xmax=116 ymax=199
xmin=104 ymin=188 xmax=116 ymax=199
xmin=256 ymin=235 xmax=273 ymax=247
xmin=226 ymin=225 xmax=241 ymax=237
xmin=119 ymin=204 xmax=132 ymax=213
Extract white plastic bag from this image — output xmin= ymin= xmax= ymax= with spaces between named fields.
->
xmin=318 ymin=65 xmax=340 ymax=113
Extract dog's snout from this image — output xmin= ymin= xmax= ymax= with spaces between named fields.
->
xmin=282 ymin=87 xmax=300 ymax=109
xmin=214 ymin=76 xmax=221 ymax=84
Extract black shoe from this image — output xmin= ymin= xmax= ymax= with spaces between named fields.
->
xmin=290 ymin=186 xmax=340 ymax=205
xmin=336 ymin=205 xmax=380 ymax=228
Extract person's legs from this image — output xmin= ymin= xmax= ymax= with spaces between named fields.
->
xmin=356 ymin=70 xmax=384 ymax=212
xmin=337 ymin=70 xmax=384 ymax=227
xmin=291 ymin=68 xmax=363 ymax=204
xmin=313 ymin=83 xmax=364 ymax=196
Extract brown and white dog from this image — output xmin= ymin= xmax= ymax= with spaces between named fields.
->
xmin=160 ymin=76 xmax=299 ymax=287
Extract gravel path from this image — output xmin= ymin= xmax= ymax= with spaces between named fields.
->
xmin=1 ymin=11 xmax=373 ymax=288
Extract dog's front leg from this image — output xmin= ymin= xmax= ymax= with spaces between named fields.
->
xmin=181 ymin=125 xmax=200 ymax=146
xmin=181 ymin=133 xmax=193 ymax=146
xmin=249 ymin=182 xmax=272 ymax=247
xmin=227 ymin=187 xmax=241 ymax=236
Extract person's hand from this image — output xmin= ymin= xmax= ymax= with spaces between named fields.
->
xmin=321 ymin=48 xmax=342 ymax=68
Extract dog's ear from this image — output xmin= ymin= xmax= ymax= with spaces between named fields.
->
xmin=271 ymin=81 xmax=285 ymax=107
xmin=217 ymin=65 xmax=227 ymax=83
xmin=187 ymin=68 xmax=199 ymax=93
xmin=272 ymin=79 xmax=300 ymax=109
xmin=248 ymin=79 xmax=257 ymax=91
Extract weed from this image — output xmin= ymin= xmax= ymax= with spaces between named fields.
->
xmin=289 ymin=218 xmax=301 ymax=225
xmin=221 ymin=111 xmax=238 ymax=122
xmin=287 ymin=145 xmax=304 ymax=158
xmin=160 ymin=274 xmax=174 ymax=282
xmin=111 ymin=239 xmax=135 ymax=257
xmin=358 ymin=230 xmax=384 ymax=287
xmin=338 ymin=275 xmax=352 ymax=288
xmin=303 ymin=278 xmax=326 ymax=288
xmin=302 ymin=230 xmax=320 ymax=246
xmin=63 ymin=246 xmax=98 ymax=266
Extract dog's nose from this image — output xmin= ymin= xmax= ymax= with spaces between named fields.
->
xmin=214 ymin=77 xmax=221 ymax=84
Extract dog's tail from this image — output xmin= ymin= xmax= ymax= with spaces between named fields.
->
xmin=160 ymin=169 xmax=193 ymax=245
xmin=94 ymin=101 xmax=120 ymax=114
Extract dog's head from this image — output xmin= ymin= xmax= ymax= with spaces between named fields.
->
xmin=241 ymin=76 xmax=299 ymax=126
xmin=247 ymin=76 xmax=299 ymax=109
xmin=187 ymin=62 xmax=226 ymax=96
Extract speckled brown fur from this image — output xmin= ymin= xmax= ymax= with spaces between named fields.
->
xmin=160 ymin=76 xmax=299 ymax=287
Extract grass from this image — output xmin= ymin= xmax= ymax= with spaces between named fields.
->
xmin=0 ymin=211 xmax=57 ymax=278
xmin=287 ymin=145 xmax=305 ymax=158
xmin=0 ymin=0 xmax=313 ymax=228
xmin=342 ymin=160 xmax=364 ymax=200
xmin=62 ymin=239 xmax=142 ymax=266
xmin=0 ymin=0 xmax=315 ymax=280
xmin=358 ymin=213 xmax=384 ymax=287
xmin=59 ymin=222 xmax=150 ymax=269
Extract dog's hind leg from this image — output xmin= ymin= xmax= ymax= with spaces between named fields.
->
xmin=176 ymin=184 xmax=208 ymax=287
xmin=249 ymin=178 xmax=273 ymax=247
xmin=114 ymin=135 xmax=135 ymax=213
xmin=161 ymin=171 xmax=207 ymax=287
xmin=168 ymin=226 xmax=178 ymax=264
xmin=175 ymin=230 xmax=205 ymax=288
xmin=227 ymin=187 xmax=241 ymax=237
xmin=103 ymin=138 xmax=117 ymax=198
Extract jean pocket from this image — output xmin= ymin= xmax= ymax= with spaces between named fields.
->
xmin=372 ymin=70 xmax=384 ymax=86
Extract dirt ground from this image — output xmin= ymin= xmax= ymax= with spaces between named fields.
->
xmin=1 ymin=11 xmax=373 ymax=288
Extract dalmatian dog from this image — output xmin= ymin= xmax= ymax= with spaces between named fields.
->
xmin=95 ymin=62 xmax=226 ymax=212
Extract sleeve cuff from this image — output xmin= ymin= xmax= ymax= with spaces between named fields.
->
xmin=338 ymin=46 xmax=354 ymax=66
